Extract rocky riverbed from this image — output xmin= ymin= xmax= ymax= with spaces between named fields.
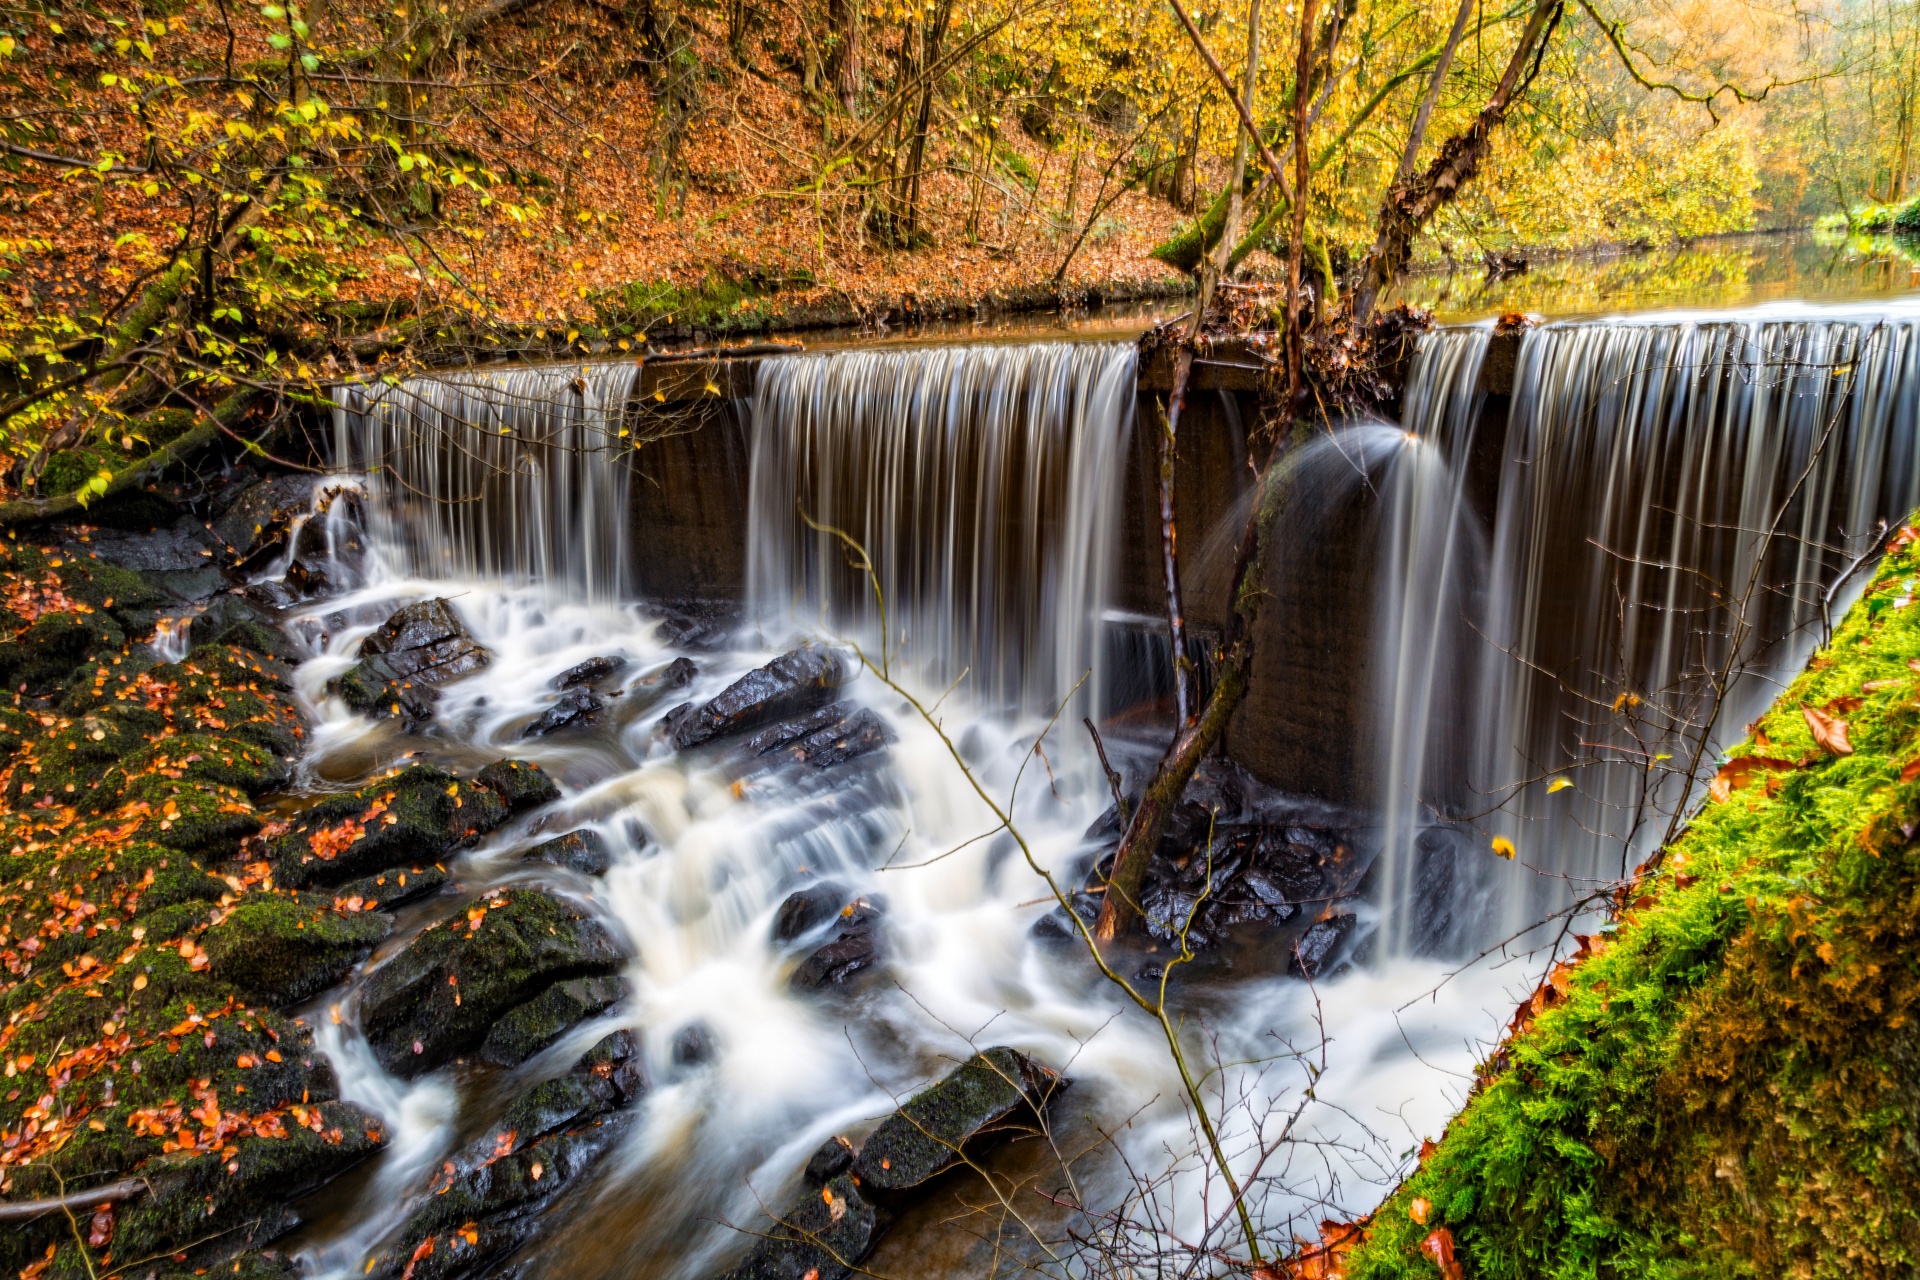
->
xmin=0 ymin=467 xmax=1114 ymax=1280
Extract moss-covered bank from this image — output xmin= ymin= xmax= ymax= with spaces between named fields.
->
xmin=1341 ymin=526 xmax=1920 ymax=1279
xmin=0 ymin=538 xmax=572 ymax=1280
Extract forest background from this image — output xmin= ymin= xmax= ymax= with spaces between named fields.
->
xmin=4 ymin=0 xmax=1920 ymax=480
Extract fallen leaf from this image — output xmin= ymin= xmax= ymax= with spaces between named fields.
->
xmin=1709 ymin=754 xmax=1799 ymax=802
xmin=88 ymin=1202 xmax=114 ymax=1248
xmin=1421 ymin=1226 xmax=1464 ymax=1280
xmin=1802 ymin=705 xmax=1853 ymax=756
xmin=1409 ymin=1197 xmax=1432 ymax=1225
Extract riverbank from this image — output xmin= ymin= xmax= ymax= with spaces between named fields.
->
xmin=1337 ymin=521 xmax=1920 ymax=1280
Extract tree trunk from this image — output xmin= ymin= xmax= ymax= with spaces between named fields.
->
xmin=1351 ymin=0 xmax=1562 ymax=325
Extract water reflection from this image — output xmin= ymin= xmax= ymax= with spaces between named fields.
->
xmin=1389 ymin=230 xmax=1920 ymax=322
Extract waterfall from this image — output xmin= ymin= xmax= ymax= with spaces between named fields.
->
xmin=745 ymin=341 xmax=1138 ymax=727
xmin=330 ymin=361 xmax=643 ymax=600
xmin=1388 ymin=303 xmax=1920 ymax=948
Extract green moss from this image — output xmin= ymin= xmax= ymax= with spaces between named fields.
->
xmin=204 ymin=895 xmax=391 ymax=1007
xmin=1344 ymin=523 xmax=1920 ymax=1280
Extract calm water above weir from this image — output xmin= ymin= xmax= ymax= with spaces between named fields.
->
xmin=255 ymin=288 xmax=1920 ymax=1280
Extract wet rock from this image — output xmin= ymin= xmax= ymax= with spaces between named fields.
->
xmin=552 ymin=655 xmax=627 ymax=689
xmin=204 ymin=894 xmax=392 ymax=1007
xmin=743 ymin=703 xmax=892 ymax=769
xmin=187 ymin=594 xmax=302 ymax=664
xmin=360 ymin=888 xmax=626 ymax=1076
xmin=109 ymin=1100 xmax=385 ymax=1273
xmin=328 ymin=598 xmax=489 ymax=726
xmin=269 ymin=761 xmax=545 ymax=889
xmin=334 ymin=863 xmax=451 ymax=912
xmin=648 ymin=655 xmax=699 ymax=688
xmin=671 ymin=1021 xmax=715 ymax=1068
xmin=358 ymin=597 xmax=491 ymax=684
xmin=372 ymin=1032 xmax=645 ymax=1280
xmin=851 ymin=1048 xmax=1065 ymax=1203
xmin=804 ymin=1135 xmax=855 ymax=1185
xmin=1289 ymin=913 xmax=1356 ymax=979
xmin=281 ymin=488 xmax=368 ymax=596
xmin=650 ymin=602 xmax=733 ymax=651
xmin=475 ymin=758 xmax=562 ymax=813
xmin=668 ymin=644 xmax=851 ymax=750
xmin=62 ymin=516 xmax=229 ymax=601
xmin=212 ymin=473 xmax=318 ymax=568
xmin=479 ymin=975 xmax=627 ymax=1067
xmin=718 ymin=1172 xmax=886 ymax=1280
xmin=772 ymin=881 xmax=845 ymax=941
xmin=790 ymin=897 xmax=883 ymax=990
xmin=522 ymin=685 xmax=605 ymax=738
xmin=523 ymin=829 xmax=611 ymax=876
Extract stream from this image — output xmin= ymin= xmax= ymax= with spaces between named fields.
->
xmin=247 ymin=284 xmax=1920 ymax=1280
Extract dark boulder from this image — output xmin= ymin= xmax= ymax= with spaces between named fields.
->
xmin=668 ymin=645 xmax=850 ymax=750
xmin=268 ymin=762 xmax=525 ymax=889
xmin=670 ymin=1021 xmax=715 ymax=1068
xmin=479 ymin=975 xmax=626 ymax=1067
xmin=716 ymin=1050 xmax=1064 ymax=1280
xmin=552 ymin=655 xmax=627 ymax=689
xmin=523 ymin=829 xmax=612 ymax=876
xmin=281 ymin=488 xmax=369 ymax=597
xmin=359 ymin=597 xmax=490 ymax=683
xmin=1289 ymin=913 xmax=1356 ymax=979
xmin=360 ymin=888 xmax=626 ymax=1076
xmin=328 ymin=598 xmax=489 ymax=726
xmin=522 ymin=686 xmax=605 ymax=738
xmin=370 ymin=1032 xmax=644 ymax=1280
xmin=743 ymin=704 xmax=891 ymax=769
xmin=333 ymin=863 xmax=450 ymax=912
xmin=203 ymin=894 xmax=392 ymax=1007
xmin=718 ymin=1172 xmax=886 ymax=1280
xmin=475 ymin=758 xmax=562 ymax=813
xmin=188 ymin=594 xmax=302 ymax=664
xmin=772 ymin=881 xmax=844 ymax=941
xmin=212 ymin=473 xmax=318 ymax=568
xmin=790 ymin=897 xmax=883 ymax=990
xmin=850 ymin=1048 xmax=1064 ymax=1203
xmin=803 ymin=1135 xmax=854 ymax=1185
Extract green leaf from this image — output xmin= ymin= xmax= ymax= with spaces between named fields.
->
xmin=74 ymin=467 xmax=114 ymax=509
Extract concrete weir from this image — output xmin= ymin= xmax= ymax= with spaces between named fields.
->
xmin=612 ymin=333 xmax=1528 ymax=809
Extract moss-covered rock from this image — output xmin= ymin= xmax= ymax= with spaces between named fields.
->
xmin=478 ymin=974 xmax=625 ymax=1066
xmin=359 ymin=888 xmax=625 ymax=1076
xmin=367 ymin=1032 xmax=644 ymax=1280
xmin=850 ymin=1048 xmax=1064 ymax=1202
xmin=267 ymin=763 xmax=513 ymax=889
xmin=204 ymin=895 xmax=393 ymax=1006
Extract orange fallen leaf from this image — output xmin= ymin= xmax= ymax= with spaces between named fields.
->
xmin=1421 ymin=1227 xmax=1464 ymax=1280
xmin=1708 ymin=755 xmax=1798 ymax=802
xmin=1802 ymin=705 xmax=1853 ymax=756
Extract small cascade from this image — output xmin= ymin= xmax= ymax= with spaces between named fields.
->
xmin=1387 ymin=304 xmax=1920 ymax=947
xmin=330 ymin=362 xmax=642 ymax=600
xmin=746 ymin=341 xmax=1138 ymax=727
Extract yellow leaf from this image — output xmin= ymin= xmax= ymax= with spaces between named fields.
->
xmin=1491 ymin=837 xmax=1517 ymax=860
xmin=704 ymin=381 xmax=721 ymax=395
xmin=1546 ymin=777 xmax=1572 ymax=794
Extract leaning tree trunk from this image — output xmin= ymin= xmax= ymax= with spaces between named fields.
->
xmin=1096 ymin=0 xmax=1566 ymax=941
xmin=1350 ymin=0 xmax=1562 ymax=325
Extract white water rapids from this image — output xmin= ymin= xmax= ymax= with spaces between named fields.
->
xmin=275 ymin=342 xmax=1521 ymax=1280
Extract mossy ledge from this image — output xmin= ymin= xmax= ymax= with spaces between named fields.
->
xmin=1341 ymin=521 xmax=1920 ymax=1280
xmin=0 ymin=539 xmax=562 ymax=1280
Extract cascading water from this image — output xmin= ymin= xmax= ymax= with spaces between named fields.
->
xmin=1384 ymin=302 xmax=1920 ymax=947
xmin=276 ymin=338 xmax=1505 ymax=1280
xmin=746 ymin=341 xmax=1138 ymax=726
xmin=330 ymin=362 xmax=642 ymax=600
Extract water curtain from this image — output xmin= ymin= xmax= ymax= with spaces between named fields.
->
xmin=746 ymin=341 xmax=1139 ymax=726
xmin=1382 ymin=307 xmax=1920 ymax=951
xmin=330 ymin=361 xmax=643 ymax=600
